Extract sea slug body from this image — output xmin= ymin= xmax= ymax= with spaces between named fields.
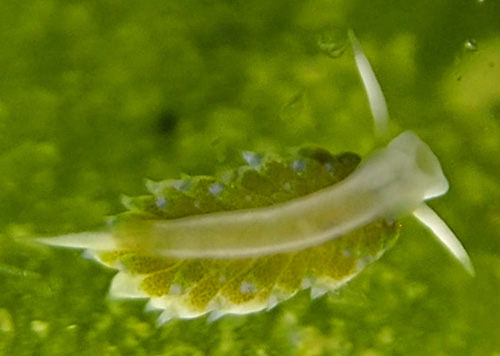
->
xmin=36 ymin=30 xmax=473 ymax=324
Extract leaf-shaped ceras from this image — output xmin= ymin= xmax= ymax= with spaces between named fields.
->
xmin=95 ymin=148 xmax=399 ymax=323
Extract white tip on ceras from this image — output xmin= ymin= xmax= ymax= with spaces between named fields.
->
xmin=349 ymin=29 xmax=473 ymax=275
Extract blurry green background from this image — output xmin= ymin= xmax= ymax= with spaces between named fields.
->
xmin=1 ymin=0 xmax=499 ymax=355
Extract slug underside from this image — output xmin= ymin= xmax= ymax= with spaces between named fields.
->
xmin=78 ymin=147 xmax=400 ymax=322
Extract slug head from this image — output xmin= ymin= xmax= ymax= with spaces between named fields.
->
xmin=388 ymin=131 xmax=449 ymax=200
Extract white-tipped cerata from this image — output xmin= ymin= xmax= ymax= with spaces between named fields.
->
xmin=413 ymin=204 xmax=474 ymax=275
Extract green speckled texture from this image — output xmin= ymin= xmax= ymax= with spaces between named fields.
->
xmin=94 ymin=147 xmax=397 ymax=321
xmin=1 ymin=0 xmax=500 ymax=355
xmin=115 ymin=147 xmax=360 ymax=222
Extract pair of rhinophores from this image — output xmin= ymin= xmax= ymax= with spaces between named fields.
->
xmin=38 ymin=31 xmax=474 ymax=324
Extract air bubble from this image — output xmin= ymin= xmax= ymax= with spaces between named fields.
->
xmin=464 ymin=39 xmax=478 ymax=52
xmin=318 ymin=30 xmax=348 ymax=59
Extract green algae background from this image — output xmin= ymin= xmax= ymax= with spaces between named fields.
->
xmin=1 ymin=0 xmax=500 ymax=355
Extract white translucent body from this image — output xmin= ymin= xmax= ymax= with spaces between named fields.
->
xmin=38 ymin=30 xmax=473 ymax=276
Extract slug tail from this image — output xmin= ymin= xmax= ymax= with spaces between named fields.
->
xmin=413 ymin=204 xmax=474 ymax=276
xmin=34 ymin=232 xmax=117 ymax=251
